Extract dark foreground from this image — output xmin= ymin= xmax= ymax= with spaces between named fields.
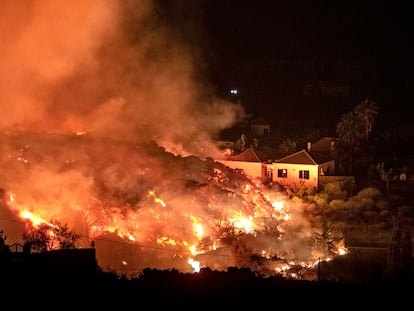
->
xmin=2 ymin=264 xmax=413 ymax=307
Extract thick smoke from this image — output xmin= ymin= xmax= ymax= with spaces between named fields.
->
xmin=0 ymin=0 xmax=244 ymax=156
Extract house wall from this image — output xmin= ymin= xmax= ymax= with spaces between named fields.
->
xmin=319 ymin=160 xmax=336 ymax=175
xmin=218 ymin=160 xmax=265 ymax=180
xmin=270 ymin=163 xmax=319 ymax=190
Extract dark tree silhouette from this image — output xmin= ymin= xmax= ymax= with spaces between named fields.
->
xmin=336 ymin=111 xmax=363 ymax=174
xmin=401 ymin=229 xmax=413 ymax=272
xmin=335 ymin=98 xmax=379 ymax=174
xmin=354 ymin=98 xmax=379 ymax=141
xmin=386 ymin=217 xmax=413 ymax=279
xmin=387 ymin=219 xmax=402 ymax=277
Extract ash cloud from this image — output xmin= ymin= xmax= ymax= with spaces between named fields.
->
xmin=0 ymin=0 xmax=244 ymax=157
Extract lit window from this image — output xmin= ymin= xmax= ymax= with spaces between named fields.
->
xmin=277 ymin=169 xmax=287 ymax=178
xmin=299 ymin=170 xmax=310 ymax=179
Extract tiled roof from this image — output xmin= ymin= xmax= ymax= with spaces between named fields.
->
xmin=229 ymin=148 xmax=262 ymax=162
xmin=308 ymin=151 xmax=335 ymax=164
xmin=276 ymin=149 xmax=318 ymax=165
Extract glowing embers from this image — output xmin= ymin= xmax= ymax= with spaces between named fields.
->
xmin=1 ymin=142 xmax=347 ymax=279
xmin=148 ymin=190 xmax=166 ymax=207
xmin=229 ymin=212 xmax=254 ymax=234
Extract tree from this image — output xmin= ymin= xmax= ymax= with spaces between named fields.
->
xmin=0 ymin=229 xmax=7 ymax=252
xmin=387 ymin=218 xmax=402 ymax=277
xmin=401 ymin=229 xmax=413 ymax=272
xmin=277 ymin=138 xmax=297 ymax=156
xmin=335 ymin=98 xmax=379 ymax=174
xmin=22 ymin=219 xmax=81 ymax=253
xmin=235 ymin=133 xmax=247 ymax=151
xmin=376 ymin=162 xmax=393 ymax=195
xmin=386 ymin=217 xmax=413 ymax=279
xmin=354 ymin=98 xmax=379 ymax=140
xmin=335 ymin=111 xmax=363 ymax=174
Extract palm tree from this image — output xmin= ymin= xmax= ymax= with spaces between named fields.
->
xmin=336 ymin=111 xmax=364 ymax=174
xmin=335 ymin=98 xmax=379 ymax=174
xmin=354 ymin=98 xmax=379 ymax=140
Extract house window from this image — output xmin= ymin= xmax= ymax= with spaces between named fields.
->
xmin=277 ymin=169 xmax=287 ymax=178
xmin=299 ymin=170 xmax=310 ymax=179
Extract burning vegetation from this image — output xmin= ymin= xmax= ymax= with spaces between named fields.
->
xmin=0 ymin=131 xmax=346 ymax=279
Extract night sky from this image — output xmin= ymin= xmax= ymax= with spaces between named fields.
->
xmin=158 ymin=1 xmax=414 ymax=132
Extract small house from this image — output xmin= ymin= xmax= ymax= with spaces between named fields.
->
xmin=270 ymin=149 xmax=320 ymax=191
xmin=217 ymin=147 xmax=271 ymax=181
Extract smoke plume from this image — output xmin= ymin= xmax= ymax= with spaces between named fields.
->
xmin=0 ymin=0 xmax=244 ymax=156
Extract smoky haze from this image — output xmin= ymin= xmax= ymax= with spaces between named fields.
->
xmin=0 ymin=0 xmax=244 ymax=156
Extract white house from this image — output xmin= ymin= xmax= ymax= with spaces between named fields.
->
xmin=270 ymin=149 xmax=320 ymax=191
xmin=215 ymin=137 xmax=337 ymax=192
xmin=216 ymin=147 xmax=270 ymax=182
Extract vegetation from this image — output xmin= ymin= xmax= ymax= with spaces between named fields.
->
xmin=335 ymin=98 xmax=379 ymax=174
xmin=277 ymin=138 xmax=297 ymax=156
xmin=22 ymin=219 xmax=81 ymax=253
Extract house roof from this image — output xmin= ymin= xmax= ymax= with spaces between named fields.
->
xmin=225 ymin=147 xmax=275 ymax=162
xmin=308 ymin=151 xmax=335 ymax=165
xmin=309 ymin=137 xmax=335 ymax=152
xmin=275 ymin=149 xmax=318 ymax=165
xmin=306 ymin=136 xmax=336 ymax=164
xmin=228 ymin=147 xmax=263 ymax=162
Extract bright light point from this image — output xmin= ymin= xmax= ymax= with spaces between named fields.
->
xmin=230 ymin=213 xmax=254 ymax=234
xmin=188 ymin=258 xmax=201 ymax=273
xmin=272 ymin=201 xmax=284 ymax=211
xmin=338 ymin=248 xmax=347 ymax=255
xmin=194 ymin=223 xmax=203 ymax=237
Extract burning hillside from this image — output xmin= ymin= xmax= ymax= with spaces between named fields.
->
xmin=0 ymin=131 xmax=345 ymax=278
xmin=0 ymin=1 xmax=345 ymax=278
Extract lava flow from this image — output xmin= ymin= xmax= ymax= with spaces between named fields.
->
xmin=0 ymin=132 xmax=346 ymax=279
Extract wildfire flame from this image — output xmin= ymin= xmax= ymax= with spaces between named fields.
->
xmin=1 ymin=140 xmax=347 ymax=279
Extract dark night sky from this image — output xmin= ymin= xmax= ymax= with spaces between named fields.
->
xmin=203 ymin=1 xmax=413 ymax=59
xmin=159 ymin=1 xmax=414 ymax=131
